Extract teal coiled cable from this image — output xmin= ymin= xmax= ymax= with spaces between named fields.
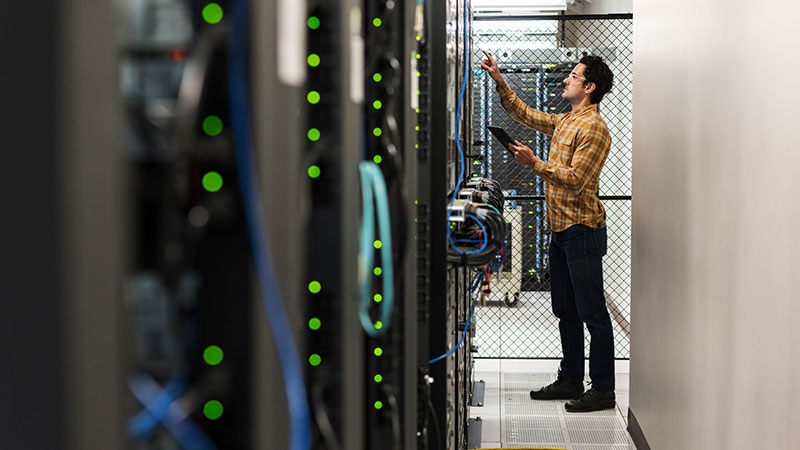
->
xmin=358 ymin=162 xmax=395 ymax=337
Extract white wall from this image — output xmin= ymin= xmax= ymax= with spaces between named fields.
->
xmin=631 ymin=1 xmax=800 ymax=448
xmin=583 ymin=0 xmax=632 ymax=14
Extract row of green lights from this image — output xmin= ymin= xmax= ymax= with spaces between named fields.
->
xmin=372 ymin=335 xmax=385 ymax=407
xmin=307 ymin=273 xmax=322 ymax=365
xmin=204 ymin=346 xmax=248 ymax=424
xmin=305 ymin=1 xmax=320 ymax=167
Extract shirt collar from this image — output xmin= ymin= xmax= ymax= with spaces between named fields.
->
xmin=570 ymin=103 xmax=598 ymax=118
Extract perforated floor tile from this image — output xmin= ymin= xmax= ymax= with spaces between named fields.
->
xmin=492 ymin=372 xmax=635 ymax=449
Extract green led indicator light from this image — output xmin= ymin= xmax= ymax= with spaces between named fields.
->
xmin=202 ymin=172 xmax=223 ymax=193
xmin=373 ymin=240 xmax=382 ymax=249
xmin=373 ymin=73 xmax=382 ymax=82
xmin=529 ymin=244 xmax=534 ymax=248
xmin=373 ymin=18 xmax=382 ymax=27
xmin=374 ymin=347 xmax=383 ymax=357
xmin=415 ymin=108 xmax=420 ymax=113
xmin=308 ymin=128 xmax=321 ymax=141
xmin=373 ymin=155 xmax=382 ymax=164
xmin=415 ymin=125 xmax=420 ymax=131
xmin=416 ymin=90 xmax=421 ymax=95
xmin=528 ymin=211 xmax=534 ymax=215
xmin=373 ymin=127 xmax=383 ymax=137
xmin=308 ymin=16 xmax=321 ymax=29
xmin=373 ymin=267 xmax=382 ymax=276
xmin=415 ymin=144 xmax=419 ymax=149
xmin=374 ymin=321 xmax=383 ymax=330
xmin=308 ymin=165 xmax=321 ymax=179
xmin=374 ymin=294 xmax=383 ymax=303
xmin=374 ymin=374 xmax=383 ymax=383
xmin=308 ymin=317 xmax=322 ymax=330
xmin=373 ymin=100 xmax=383 ymax=110
xmin=203 ymin=115 xmax=223 ymax=136
xmin=528 ymin=225 xmax=533 ymax=229
xmin=415 ymin=53 xmax=421 ymax=60
xmin=374 ymin=401 xmax=383 ymax=410
xmin=308 ymin=54 xmax=321 ymax=67
xmin=309 ymin=354 xmax=322 ymax=366
xmin=307 ymin=91 xmax=321 ymax=104
xmin=416 ymin=35 xmax=422 ymax=41
xmin=203 ymin=345 xmax=224 ymax=366
xmin=203 ymin=400 xmax=224 ymax=420
xmin=529 ymin=182 xmax=534 ymax=186
xmin=417 ymin=71 xmax=421 ymax=77
xmin=202 ymin=3 xmax=223 ymax=24
xmin=308 ymin=281 xmax=322 ymax=294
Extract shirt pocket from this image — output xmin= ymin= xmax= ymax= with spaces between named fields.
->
xmin=552 ymin=128 xmax=578 ymax=164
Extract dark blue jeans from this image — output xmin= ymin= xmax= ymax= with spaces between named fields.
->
xmin=549 ymin=224 xmax=615 ymax=392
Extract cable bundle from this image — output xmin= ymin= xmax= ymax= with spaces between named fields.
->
xmin=447 ymin=177 xmax=508 ymax=267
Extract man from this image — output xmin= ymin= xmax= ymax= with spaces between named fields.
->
xmin=480 ymin=51 xmax=616 ymax=413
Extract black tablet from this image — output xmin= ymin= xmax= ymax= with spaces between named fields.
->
xmin=487 ymin=126 xmax=517 ymax=156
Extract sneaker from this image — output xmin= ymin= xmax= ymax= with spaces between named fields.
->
xmin=529 ymin=377 xmax=584 ymax=400
xmin=564 ymin=387 xmax=616 ymax=412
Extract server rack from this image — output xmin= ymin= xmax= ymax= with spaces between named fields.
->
xmin=120 ymin=0 xmax=259 ymax=448
xmin=361 ymin=0 xmax=421 ymax=448
xmin=418 ymin=0 xmax=477 ymax=449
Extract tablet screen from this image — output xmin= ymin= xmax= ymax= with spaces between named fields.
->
xmin=487 ymin=126 xmax=517 ymax=156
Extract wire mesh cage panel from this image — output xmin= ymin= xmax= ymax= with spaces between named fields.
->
xmin=471 ymin=14 xmax=632 ymax=359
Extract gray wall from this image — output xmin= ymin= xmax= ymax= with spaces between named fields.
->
xmin=631 ymin=1 xmax=800 ymax=448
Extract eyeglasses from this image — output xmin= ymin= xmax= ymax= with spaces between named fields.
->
xmin=566 ymin=72 xmax=586 ymax=81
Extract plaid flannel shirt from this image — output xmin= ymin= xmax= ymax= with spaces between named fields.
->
xmin=496 ymin=80 xmax=612 ymax=232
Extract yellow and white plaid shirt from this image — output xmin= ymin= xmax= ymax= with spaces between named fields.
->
xmin=497 ymin=80 xmax=612 ymax=232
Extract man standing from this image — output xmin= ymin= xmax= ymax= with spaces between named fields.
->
xmin=481 ymin=51 xmax=616 ymax=412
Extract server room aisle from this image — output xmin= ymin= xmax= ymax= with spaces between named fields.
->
xmin=472 ymin=359 xmax=635 ymax=449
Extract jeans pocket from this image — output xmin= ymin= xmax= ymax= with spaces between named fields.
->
xmin=589 ymin=226 xmax=608 ymax=257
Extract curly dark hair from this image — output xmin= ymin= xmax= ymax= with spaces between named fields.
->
xmin=579 ymin=55 xmax=613 ymax=104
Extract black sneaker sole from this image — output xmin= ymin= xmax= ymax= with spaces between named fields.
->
xmin=529 ymin=390 xmax=584 ymax=400
xmin=564 ymin=400 xmax=616 ymax=412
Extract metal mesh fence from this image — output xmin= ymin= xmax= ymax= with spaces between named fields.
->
xmin=470 ymin=15 xmax=632 ymax=359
